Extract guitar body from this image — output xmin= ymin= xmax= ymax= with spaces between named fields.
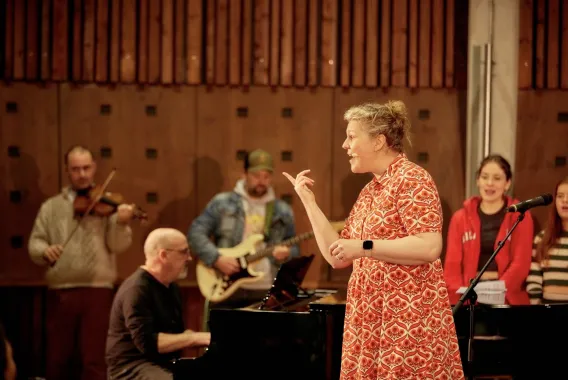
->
xmin=196 ymin=234 xmax=267 ymax=303
xmin=195 ymin=221 xmax=345 ymax=303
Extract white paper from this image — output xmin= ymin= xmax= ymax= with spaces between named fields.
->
xmin=456 ymin=280 xmax=506 ymax=294
xmin=456 ymin=280 xmax=507 ymax=305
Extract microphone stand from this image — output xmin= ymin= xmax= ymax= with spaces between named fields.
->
xmin=451 ymin=210 xmax=526 ymax=380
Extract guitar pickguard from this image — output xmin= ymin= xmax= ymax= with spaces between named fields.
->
xmin=219 ymin=256 xmax=259 ymax=290
xmin=221 ymin=269 xmax=255 ymax=290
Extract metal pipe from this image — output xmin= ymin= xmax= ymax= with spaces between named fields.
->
xmin=483 ymin=0 xmax=494 ymax=158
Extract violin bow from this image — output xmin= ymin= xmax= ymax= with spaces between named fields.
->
xmin=50 ymin=169 xmax=117 ymax=267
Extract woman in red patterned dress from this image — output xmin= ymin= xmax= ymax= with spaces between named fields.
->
xmin=284 ymin=101 xmax=464 ymax=379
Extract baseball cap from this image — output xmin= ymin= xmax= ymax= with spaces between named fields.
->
xmin=246 ymin=149 xmax=274 ymax=173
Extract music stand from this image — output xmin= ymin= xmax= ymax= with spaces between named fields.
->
xmin=258 ymin=254 xmax=315 ymax=310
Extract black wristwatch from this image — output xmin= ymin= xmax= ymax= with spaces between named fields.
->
xmin=363 ymin=240 xmax=373 ymax=250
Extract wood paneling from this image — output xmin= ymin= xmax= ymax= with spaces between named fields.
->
xmin=0 ymin=83 xmax=466 ymax=287
xmin=518 ymin=0 xmax=568 ymax=90
xmin=0 ymin=83 xmax=59 ymax=285
xmin=515 ymin=91 xmax=568 ymax=232
xmin=58 ymin=84 xmax=198 ymax=282
xmin=0 ymin=0 xmax=468 ymax=88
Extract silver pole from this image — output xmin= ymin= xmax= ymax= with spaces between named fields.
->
xmin=483 ymin=0 xmax=494 ymax=158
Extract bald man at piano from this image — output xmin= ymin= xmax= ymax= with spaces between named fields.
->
xmin=106 ymin=228 xmax=210 ymax=380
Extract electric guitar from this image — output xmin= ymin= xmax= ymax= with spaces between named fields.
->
xmin=196 ymin=221 xmax=345 ymax=303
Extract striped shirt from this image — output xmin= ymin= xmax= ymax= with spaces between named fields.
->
xmin=526 ymin=230 xmax=568 ymax=304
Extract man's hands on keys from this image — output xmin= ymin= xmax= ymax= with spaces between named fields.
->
xmin=184 ymin=330 xmax=211 ymax=348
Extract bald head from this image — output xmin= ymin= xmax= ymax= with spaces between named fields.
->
xmin=64 ymin=145 xmax=94 ymax=165
xmin=144 ymin=228 xmax=187 ymax=258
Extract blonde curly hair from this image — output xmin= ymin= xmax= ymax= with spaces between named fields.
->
xmin=343 ymin=100 xmax=412 ymax=152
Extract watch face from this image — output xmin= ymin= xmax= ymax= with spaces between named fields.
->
xmin=363 ymin=240 xmax=373 ymax=250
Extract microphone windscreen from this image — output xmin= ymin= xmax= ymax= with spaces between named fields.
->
xmin=542 ymin=193 xmax=554 ymax=205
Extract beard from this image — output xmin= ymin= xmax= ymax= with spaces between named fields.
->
xmin=247 ymin=185 xmax=267 ymax=197
xmin=177 ymin=266 xmax=188 ymax=280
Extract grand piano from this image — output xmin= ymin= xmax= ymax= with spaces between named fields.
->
xmin=172 ymin=255 xmax=346 ymax=379
xmin=172 ymin=257 xmax=568 ymax=379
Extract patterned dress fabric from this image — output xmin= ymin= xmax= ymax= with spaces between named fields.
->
xmin=339 ymin=154 xmax=464 ymax=380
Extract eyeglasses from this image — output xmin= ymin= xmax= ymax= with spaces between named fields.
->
xmin=165 ymin=247 xmax=191 ymax=257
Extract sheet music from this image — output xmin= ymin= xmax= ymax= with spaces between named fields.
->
xmin=456 ymin=280 xmax=507 ymax=305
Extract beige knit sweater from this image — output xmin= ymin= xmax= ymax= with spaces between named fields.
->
xmin=28 ymin=187 xmax=133 ymax=289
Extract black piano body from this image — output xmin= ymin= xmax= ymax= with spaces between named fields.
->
xmin=172 ymin=293 xmax=345 ymax=380
xmin=173 ymin=255 xmax=568 ymax=379
xmin=172 ymin=255 xmax=346 ymax=380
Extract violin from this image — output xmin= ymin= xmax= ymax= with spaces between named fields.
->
xmin=73 ymin=184 xmax=148 ymax=221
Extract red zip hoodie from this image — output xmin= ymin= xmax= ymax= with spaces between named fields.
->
xmin=443 ymin=195 xmax=534 ymax=294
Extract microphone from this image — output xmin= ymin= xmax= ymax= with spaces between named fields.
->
xmin=507 ymin=193 xmax=553 ymax=213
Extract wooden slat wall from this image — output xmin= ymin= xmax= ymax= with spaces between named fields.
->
xmin=515 ymin=91 xmax=568 ymax=232
xmin=518 ymin=0 xmax=568 ymax=89
xmin=0 ymin=0 xmax=468 ymax=88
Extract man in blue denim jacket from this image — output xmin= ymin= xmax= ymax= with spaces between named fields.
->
xmin=188 ymin=149 xmax=300 ymax=308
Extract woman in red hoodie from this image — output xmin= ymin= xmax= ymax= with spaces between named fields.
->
xmin=443 ymin=154 xmax=534 ymax=295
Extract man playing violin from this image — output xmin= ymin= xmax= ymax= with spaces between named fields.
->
xmin=28 ymin=145 xmax=135 ymax=380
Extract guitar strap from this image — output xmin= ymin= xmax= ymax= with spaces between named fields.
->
xmin=264 ymin=200 xmax=275 ymax=238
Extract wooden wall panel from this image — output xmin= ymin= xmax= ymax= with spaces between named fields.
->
xmin=330 ymin=88 xmax=465 ymax=282
xmin=253 ymin=0 xmax=270 ymax=85
xmin=518 ymin=0 xmax=568 ymax=90
xmin=320 ymin=0 xmax=337 ymax=86
xmin=0 ymin=83 xmax=59 ymax=285
xmin=195 ymin=87 xmax=334 ymax=287
xmin=52 ymin=0 xmax=68 ymax=81
xmin=186 ymin=0 xmax=202 ymax=84
xmin=121 ymin=0 xmax=137 ymax=83
xmin=58 ymin=84 xmax=198 ymax=282
xmin=95 ymin=0 xmax=109 ymax=82
xmin=0 ymin=0 xmax=468 ymax=89
xmin=515 ymin=91 xmax=568 ymax=233
xmin=0 ymin=83 xmax=467 ymax=288
xmin=12 ymin=0 xmax=24 ymax=80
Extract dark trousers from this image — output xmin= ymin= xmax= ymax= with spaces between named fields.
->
xmin=46 ymin=287 xmax=114 ymax=380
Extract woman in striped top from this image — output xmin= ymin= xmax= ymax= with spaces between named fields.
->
xmin=526 ymin=176 xmax=568 ymax=304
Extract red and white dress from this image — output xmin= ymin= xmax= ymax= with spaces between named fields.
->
xmin=339 ymin=154 xmax=464 ymax=380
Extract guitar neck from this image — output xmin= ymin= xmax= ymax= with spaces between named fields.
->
xmin=246 ymin=231 xmax=315 ymax=263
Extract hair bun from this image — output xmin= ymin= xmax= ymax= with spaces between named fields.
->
xmin=386 ymin=100 xmax=410 ymax=135
xmin=386 ymin=100 xmax=408 ymax=121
